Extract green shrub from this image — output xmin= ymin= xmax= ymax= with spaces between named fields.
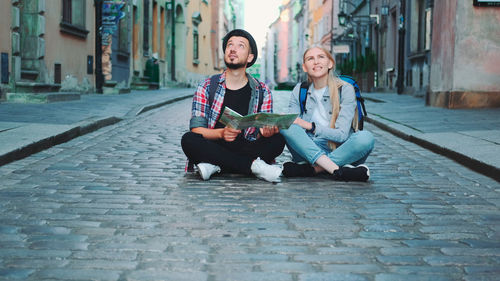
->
xmin=338 ymin=50 xmax=377 ymax=75
xmin=275 ymin=82 xmax=295 ymax=90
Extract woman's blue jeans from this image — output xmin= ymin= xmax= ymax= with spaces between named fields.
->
xmin=280 ymin=124 xmax=375 ymax=167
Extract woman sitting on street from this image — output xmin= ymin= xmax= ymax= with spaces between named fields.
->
xmin=280 ymin=46 xmax=375 ymax=181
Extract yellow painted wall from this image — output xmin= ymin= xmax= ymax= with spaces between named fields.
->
xmin=186 ymin=0 xmax=216 ymax=75
xmin=0 ymin=6 xmax=11 ymax=55
xmin=0 ymin=5 xmax=12 ymax=79
xmin=44 ymin=1 xmax=95 ymax=85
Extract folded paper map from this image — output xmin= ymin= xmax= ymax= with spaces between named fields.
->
xmin=219 ymin=107 xmax=298 ymax=130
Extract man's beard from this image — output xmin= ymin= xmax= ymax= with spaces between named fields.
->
xmin=224 ymin=59 xmax=247 ymax=70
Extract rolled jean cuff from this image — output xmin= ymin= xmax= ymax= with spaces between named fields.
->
xmin=308 ymin=150 xmax=325 ymax=165
xmin=281 ymin=124 xmax=325 ymax=165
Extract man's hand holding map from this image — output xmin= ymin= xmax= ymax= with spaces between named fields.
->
xmin=219 ymin=107 xmax=298 ymax=130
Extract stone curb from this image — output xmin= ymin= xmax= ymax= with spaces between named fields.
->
xmin=0 ymin=94 xmax=193 ymax=167
xmin=125 ymin=94 xmax=193 ymax=118
xmin=366 ymin=115 xmax=500 ymax=182
xmin=0 ymin=117 xmax=121 ymax=166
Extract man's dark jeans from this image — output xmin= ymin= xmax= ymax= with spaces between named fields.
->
xmin=181 ymin=131 xmax=285 ymax=174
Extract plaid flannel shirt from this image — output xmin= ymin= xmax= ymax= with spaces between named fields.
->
xmin=189 ymin=71 xmax=273 ymax=141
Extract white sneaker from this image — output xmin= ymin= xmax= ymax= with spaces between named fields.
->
xmin=251 ymin=158 xmax=282 ymax=183
xmin=196 ymin=163 xmax=221 ymax=180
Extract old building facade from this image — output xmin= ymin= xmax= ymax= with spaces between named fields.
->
xmin=263 ymin=0 xmax=499 ymax=108
xmin=0 ymin=4 xmax=13 ymax=96
xmin=428 ymin=0 xmax=500 ymax=108
xmin=263 ymin=0 xmax=304 ymax=88
xmin=0 ymin=0 xmax=240 ymax=101
xmin=0 ymin=0 xmax=97 ymax=99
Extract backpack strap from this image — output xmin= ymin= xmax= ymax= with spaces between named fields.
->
xmin=339 ymin=75 xmax=367 ymax=117
xmin=339 ymin=76 xmax=365 ymax=131
xmin=246 ymin=76 xmax=264 ymax=113
xmin=256 ymin=83 xmax=264 ymax=113
xmin=299 ymin=81 xmax=309 ymax=114
xmin=359 ymin=96 xmax=367 ymax=117
xmin=208 ymin=74 xmax=222 ymax=107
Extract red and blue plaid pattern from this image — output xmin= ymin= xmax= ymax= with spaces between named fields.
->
xmin=191 ymin=71 xmax=273 ymax=141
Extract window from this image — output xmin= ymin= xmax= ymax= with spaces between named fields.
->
xmin=425 ymin=8 xmax=432 ymax=50
xmin=152 ymin=1 xmax=158 ymax=54
xmin=61 ymin=0 xmax=88 ymax=38
xmin=62 ymin=0 xmax=85 ymax=27
xmin=62 ymin=0 xmax=72 ymax=23
xmin=133 ymin=6 xmax=139 ymax=61
xmin=193 ymin=30 xmax=199 ymax=63
xmin=160 ymin=7 xmax=166 ymax=60
xmin=417 ymin=0 xmax=426 ymax=51
xmin=192 ymin=12 xmax=202 ymax=65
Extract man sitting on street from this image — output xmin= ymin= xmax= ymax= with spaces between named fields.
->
xmin=181 ymin=29 xmax=285 ymax=182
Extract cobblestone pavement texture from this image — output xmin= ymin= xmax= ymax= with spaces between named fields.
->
xmin=362 ymin=93 xmax=500 ymax=181
xmin=0 ymin=89 xmax=193 ymax=166
xmin=0 ymin=96 xmax=499 ymax=281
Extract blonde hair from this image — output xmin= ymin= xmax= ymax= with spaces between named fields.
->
xmin=303 ymin=46 xmax=359 ymax=150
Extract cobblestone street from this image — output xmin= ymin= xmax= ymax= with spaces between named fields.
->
xmin=0 ymin=98 xmax=499 ymax=281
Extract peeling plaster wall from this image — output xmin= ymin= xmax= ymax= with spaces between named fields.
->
xmin=429 ymin=0 xmax=500 ymax=108
xmin=0 ymin=5 xmax=12 ymax=94
xmin=44 ymin=1 xmax=96 ymax=87
xmin=453 ymin=1 xmax=500 ymax=92
xmin=0 ymin=6 xmax=11 ymax=55
xmin=431 ymin=0 xmax=500 ymax=94
xmin=430 ymin=0 xmax=456 ymax=92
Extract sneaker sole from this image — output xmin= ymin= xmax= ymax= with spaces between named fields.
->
xmin=344 ymin=164 xmax=370 ymax=179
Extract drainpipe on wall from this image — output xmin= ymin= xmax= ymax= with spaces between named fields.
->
xmin=396 ymin=0 xmax=406 ymax=94
xmin=95 ymin=0 xmax=104 ymax=93
xmin=170 ymin=0 xmax=176 ymax=81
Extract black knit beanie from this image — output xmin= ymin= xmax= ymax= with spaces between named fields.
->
xmin=222 ymin=29 xmax=258 ymax=67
